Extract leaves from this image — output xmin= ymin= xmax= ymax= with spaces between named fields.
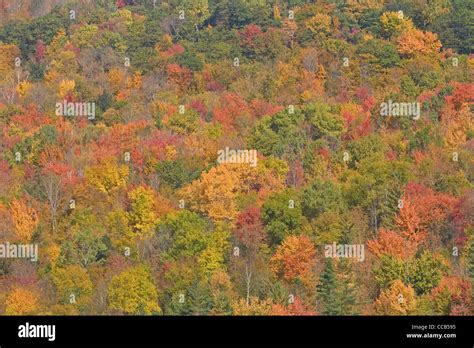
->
xmin=0 ymin=0 xmax=471 ymax=317
xmin=108 ymin=266 xmax=161 ymax=315
xmin=270 ymin=235 xmax=316 ymax=285
xmin=179 ymin=164 xmax=240 ymax=221
xmin=10 ymin=199 xmax=39 ymax=243
xmin=51 ymin=265 xmax=93 ymax=310
xmin=374 ymin=280 xmax=417 ymax=315
xmin=231 ymin=296 xmax=274 ymax=315
xmin=368 ymin=228 xmax=418 ymax=259
xmin=397 ymin=28 xmax=442 ymax=58
xmin=85 ymin=159 xmax=129 ymax=194
xmin=127 ymin=186 xmax=158 ymax=236
xmin=5 ymin=287 xmax=40 ymax=315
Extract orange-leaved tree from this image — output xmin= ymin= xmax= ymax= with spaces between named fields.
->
xmin=270 ymin=235 xmax=316 ymax=286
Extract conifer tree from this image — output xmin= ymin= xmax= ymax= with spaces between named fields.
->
xmin=187 ymin=280 xmax=213 ymax=315
xmin=317 ymin=259 xmax=339 ymax=315
xmin=317 ymin=259 xmax=358 ymax=315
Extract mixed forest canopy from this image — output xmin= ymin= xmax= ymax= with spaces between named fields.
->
xmin=0 ymin=0 xmax=473 ymax=316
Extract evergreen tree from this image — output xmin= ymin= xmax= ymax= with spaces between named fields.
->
xmin=165 ymin=292 xmax=192 ymax=316
xmin=317 ymin=259 xmax=358 ymax=315
xmin=316 ymin=259 xmax=339 ymax=315
xmin=187 ymin=280 xmax=213 ymax=315
xmin=164 ymin=280 xmax=212 ymax=315
xmin=337 ymin=260 xmax=358 ymax=315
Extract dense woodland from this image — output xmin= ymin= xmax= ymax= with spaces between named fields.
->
xmin=0 ymin=0 xmax=473 ymax=316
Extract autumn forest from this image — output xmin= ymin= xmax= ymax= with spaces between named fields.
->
xmin=0 ymin=0 xmax=473 ymax=316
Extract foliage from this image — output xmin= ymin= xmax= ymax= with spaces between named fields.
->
xmin=0 ymin=0 xmax=471 ymax=317
xmin=51 ymin=265 xmax=93 ymax=310
xmin=108 ymin=266 xmax=161 ymax=315
xmin=374 ymin=280 xmax=417 ymax=315
xmin=270 ymin=235 xmax=316 ymax=285
xmin=5 ymin=288 xmax=40 ymax=315
xmin=262 ymin=190 xmax=303 ymax=245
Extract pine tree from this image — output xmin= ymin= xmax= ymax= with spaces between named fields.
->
xmin=317 ymin=259 xmax=358 ymax=315
xmin=187 ymin=280 xmax=212 ymax=315
xmin=337 ymin=260 xmax=358 ymax=315
xmin=316 ymin=259 xmax=339 ymax=315
xmin=164 ymin=280 xmax=212 ymax=315
xmin=165 ymin=293 xmax=191 ymax=315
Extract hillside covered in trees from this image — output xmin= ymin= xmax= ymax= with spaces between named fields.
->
xmin=0 ymin=0 xmax=473 ymax=316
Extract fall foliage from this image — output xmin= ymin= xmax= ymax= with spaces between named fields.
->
xmin=270 ymin=235 xmax=316 ymax=285
xmin=5 ymin=287 xmax=40 ymax=315
xmin=374 ymin=280 xmax=417 ymax=315
xmin=10 ymin=199 xmax=39 ymax=243
xmin=0 ymin=0 xmax=472 ymax=318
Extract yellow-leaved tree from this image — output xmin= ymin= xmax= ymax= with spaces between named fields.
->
xmin=16 ymin=81 xmax=31 ymax=97
xmin=108 ymin=266 xmax=161 ymax=315
xmin=397 ymin=28 xmax=442 ymax=58
xmin=179 ymin=164 xmax=240 ymax=221
xmin=374 ymin=280 xmax=417 ymax=315
xmin=5 ymin=288 xmax=40 ymax=315
xmin=10 ymin=199 xmax=39 ymax=243
xmin=51 ymin=265 xmax=93 ymax=311
xmin=85 ymin=159 xmax=129 ymax=194
xmin=107 ymin=186 xmax=160 ymax=257
xmin=379 ymin=11 xmax=414 ymax=38
xmin=197 ymin=224 xmax=230 ymax=275
xmin=127 ymin=186 xmax=158 ymax=236
xmin=0 ymin=44 xmax=20 ymax=81
xmin=306 ymin=13 xmax=332 ymax=34
xmin=58 ymin=79 xmax=75 ymax=98
xmin=107 ymin=209 xmax=134 ymax=252
xmin=231 ymin=297 xmax=274 ymax=315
